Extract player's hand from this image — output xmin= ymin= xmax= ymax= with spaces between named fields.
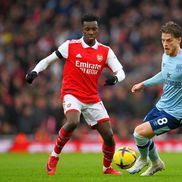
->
xmin=25 ymin=71 xmax=38 ymax=84
xmin=104 ymin=76 xmax=118 ymax=86
xmin=131 ymin=82 xmax=144 ymax=93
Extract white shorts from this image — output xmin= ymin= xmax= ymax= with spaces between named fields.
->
xmin=63 ymin=94 xmax=110 ymax=126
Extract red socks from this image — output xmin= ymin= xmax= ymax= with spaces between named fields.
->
xmin=102 ymin=143 xmax=115 ymax=168
xmin=54 ymin=128 xmax=73 ymax=154
xmin=53 ymin=128 xmax=115 ymax=168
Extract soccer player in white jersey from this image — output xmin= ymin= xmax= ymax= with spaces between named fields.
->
xmin=25 ymin=14 xmax=125 ymax=175
xmin=127 ymin=21 xmax=182 ymax=176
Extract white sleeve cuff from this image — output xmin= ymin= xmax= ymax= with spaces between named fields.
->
xmin=115 ymin=69 xmax=125 ymax=82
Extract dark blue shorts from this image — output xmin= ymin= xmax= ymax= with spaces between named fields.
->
xmin=144 ymin=107 xmax=182 ymax=135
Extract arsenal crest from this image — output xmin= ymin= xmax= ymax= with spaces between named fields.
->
xmin=97 ymin=54 xmax=103 ymax=62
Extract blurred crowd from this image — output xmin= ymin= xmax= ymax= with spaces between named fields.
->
xmin=1 ymin=0 xmax=182 ymax=140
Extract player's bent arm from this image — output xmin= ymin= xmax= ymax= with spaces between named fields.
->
xmin=107 ymin=48 xmax=126 ymax=81
xmin=143 ymin=71 xmax=163 ymax=86
xmin=25 ymin=41 xmax=67 ymax=84
xmin=132 ymin=72 xmax=163 ymax=92
xmin=32 ymin=52 xmax=60 ymax=73
xmin=104 ymin=48 xmax=125 ymax=86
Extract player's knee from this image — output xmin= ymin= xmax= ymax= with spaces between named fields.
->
xmin=134 ymin=123 xmax=154 ymax=138
xmin=133 ymin=131 xmax=149 ymax=146
xmin=134 ymin=125 xmax=145 ymax=137
xmin=67 ymin=119 xmax=79 ymax=130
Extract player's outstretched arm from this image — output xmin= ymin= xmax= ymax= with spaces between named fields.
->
xmin=131 ymin=82 xmax=144 ymax=93
xmin=105 ymin=48 xmax=125 ymax=86
xmin=25 ymin=52 xmax=60 ymax=84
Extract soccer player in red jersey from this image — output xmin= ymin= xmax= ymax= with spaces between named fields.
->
xmin=26 ymin=14 xmax=125 ymax=175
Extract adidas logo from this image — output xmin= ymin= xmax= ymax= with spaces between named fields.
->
xmin=76 ymin=53 xmax=82 ymax=58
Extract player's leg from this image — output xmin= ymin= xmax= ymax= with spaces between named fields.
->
xmin=46 ymin=94 xmax=81 ymax=175
xmin=140 ymin=111 xmax=180 ymax=176
xmin=127 ymin=107 xmax=163 ymax=174
xmin=143 ymin=108 xmax=162 ymax=169
xmin=126 ymin=122 xmax=153 ymax=174
xmin=95 ymin=121 xmax=122 ymax=175
xmin=47 ymin=111 xmax=80 ymax=175
xmin=148 ymin=140 xmax=159 ymax=163
xmin=141 ymin=139 xmax=165 ymax=176
xmin=52 ymin=111 xmax=80 ymax=155
xmin=82 ymin=101 xmax=122 ymax=175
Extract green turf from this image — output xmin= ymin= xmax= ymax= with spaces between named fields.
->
xmin=0 ymin=152 xmax=182 ymax=182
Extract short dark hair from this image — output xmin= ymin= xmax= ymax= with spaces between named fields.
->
xmin=160 ymin=21 xmax=182 ymax=38
xmin=81 ymin=14 xmax=99 ymax=25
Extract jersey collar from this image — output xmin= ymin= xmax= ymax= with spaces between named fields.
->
xmin=81 ymin=37 xmax=98 ymax=49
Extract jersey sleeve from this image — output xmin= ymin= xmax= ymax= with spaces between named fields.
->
xmin=144 ymin=71 xmax=163 ymax=86
xmin=106 ymin=48 xmax=123 ymax=72
xmin=57 ymin=40 xmax=69 ymax=59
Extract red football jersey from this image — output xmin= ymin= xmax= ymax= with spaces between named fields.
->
xmin=61 ymin=39 xmax=109 ymax=103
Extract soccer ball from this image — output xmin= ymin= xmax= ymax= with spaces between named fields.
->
xmin=113 ymin=146 xmax=137 ymax=169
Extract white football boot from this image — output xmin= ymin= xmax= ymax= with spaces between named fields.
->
xmin=140 ymin=159 xmax=165 ymax=176
xmin=126 ymin=157 xmax=149 ymax=174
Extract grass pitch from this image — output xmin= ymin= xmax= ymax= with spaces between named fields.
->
xmin=0 ymin=152 xmax=182 ymax=182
